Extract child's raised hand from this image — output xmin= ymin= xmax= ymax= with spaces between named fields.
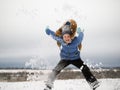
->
xmin=45 ymin=26 xmax=51 ymax=35
xmin=77 ymin=27 xmax=81 ymax=34
xmin=77 ymin=27 xmax=84 ymax=34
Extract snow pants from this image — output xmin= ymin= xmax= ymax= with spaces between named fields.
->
xmin=46 ymin=58 xmax=97 ymax=85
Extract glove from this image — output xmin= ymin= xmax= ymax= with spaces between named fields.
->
xmin=77 ymin=27 xmax=84 ymax=34
xmin=77 ymin=27 xmax=81 ymax=34
xmin=45 ymin=26 xmax=51 ymax=35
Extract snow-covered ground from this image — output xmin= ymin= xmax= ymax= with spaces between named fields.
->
xmin=0 ymin=79 xmax=120 ymax=90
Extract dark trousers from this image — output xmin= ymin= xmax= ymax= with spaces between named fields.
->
xmin=46 ymin=58 xmax=97 ymax=86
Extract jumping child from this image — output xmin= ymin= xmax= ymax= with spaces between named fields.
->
xmin=44 ymin=20 xmax=99 ymax=90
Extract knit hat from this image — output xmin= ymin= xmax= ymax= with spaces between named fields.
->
xmin=62 ymin=21 xmax=72 ymax=36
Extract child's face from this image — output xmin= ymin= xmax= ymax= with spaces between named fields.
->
xmin=63 ymin=34 xmax=72 ymax=44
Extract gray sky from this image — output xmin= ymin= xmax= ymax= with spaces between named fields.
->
xmin=0 ymin=0 xmax=120 ymax=67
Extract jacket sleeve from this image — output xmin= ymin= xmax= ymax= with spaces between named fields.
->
xmin=77 ymin=32 xmax=84 ymax=44
xmin=46 ymin=29 xmax=64 ymax=44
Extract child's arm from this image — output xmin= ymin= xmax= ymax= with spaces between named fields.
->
xmin=45 ymin=27 xmax=64 ymax=44
xmin=77 ymin=27 xmax=84 ymax=44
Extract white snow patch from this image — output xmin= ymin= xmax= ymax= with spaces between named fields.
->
xmin=0 ymin=79 xmax=120 ymax=90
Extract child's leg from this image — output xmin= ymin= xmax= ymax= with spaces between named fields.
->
xmin=72 ymin=59 xmax=99 ymax=89
xmin=81 ymin=64 xmax=97 ymax=82
xmin=72 ymin=58 xmax=97 ymax=83
xmin=45 ymin=60 xmax=69 ymax=89
xmin=81 ymin=64 xmax=100 ymax=89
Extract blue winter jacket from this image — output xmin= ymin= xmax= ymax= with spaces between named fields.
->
xmin=46 ymin=29 xmax=84 ymax=60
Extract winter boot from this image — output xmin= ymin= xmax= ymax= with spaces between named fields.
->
xmin=44 ymin=81 xmax=53 ymax=90
xmin=88 ymin=80 xmax=100 ymax=90
xmin=44 ymin=85 xmax=52 ymax=90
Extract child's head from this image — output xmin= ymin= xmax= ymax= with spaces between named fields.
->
xmin=63 ymin=33 xmax=72 ymax=44
xmin=62 ymin=22 xmax=72 ymax=44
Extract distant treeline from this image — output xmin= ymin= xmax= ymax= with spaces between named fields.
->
xmin=58 ymin=69 xmax=120 ymax=79
xmin=0 ymin=68 xmax=120 ymax=82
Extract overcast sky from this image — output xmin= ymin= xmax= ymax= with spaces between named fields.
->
xmin=0 ymin=0 xmax=120 ymax=67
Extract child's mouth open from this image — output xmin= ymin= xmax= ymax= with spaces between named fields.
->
xmin=65 ymin=39 xmax=71 ymax=44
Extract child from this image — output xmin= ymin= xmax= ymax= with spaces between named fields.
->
xmin=44 ymin=21 xmax=99 ymax=90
